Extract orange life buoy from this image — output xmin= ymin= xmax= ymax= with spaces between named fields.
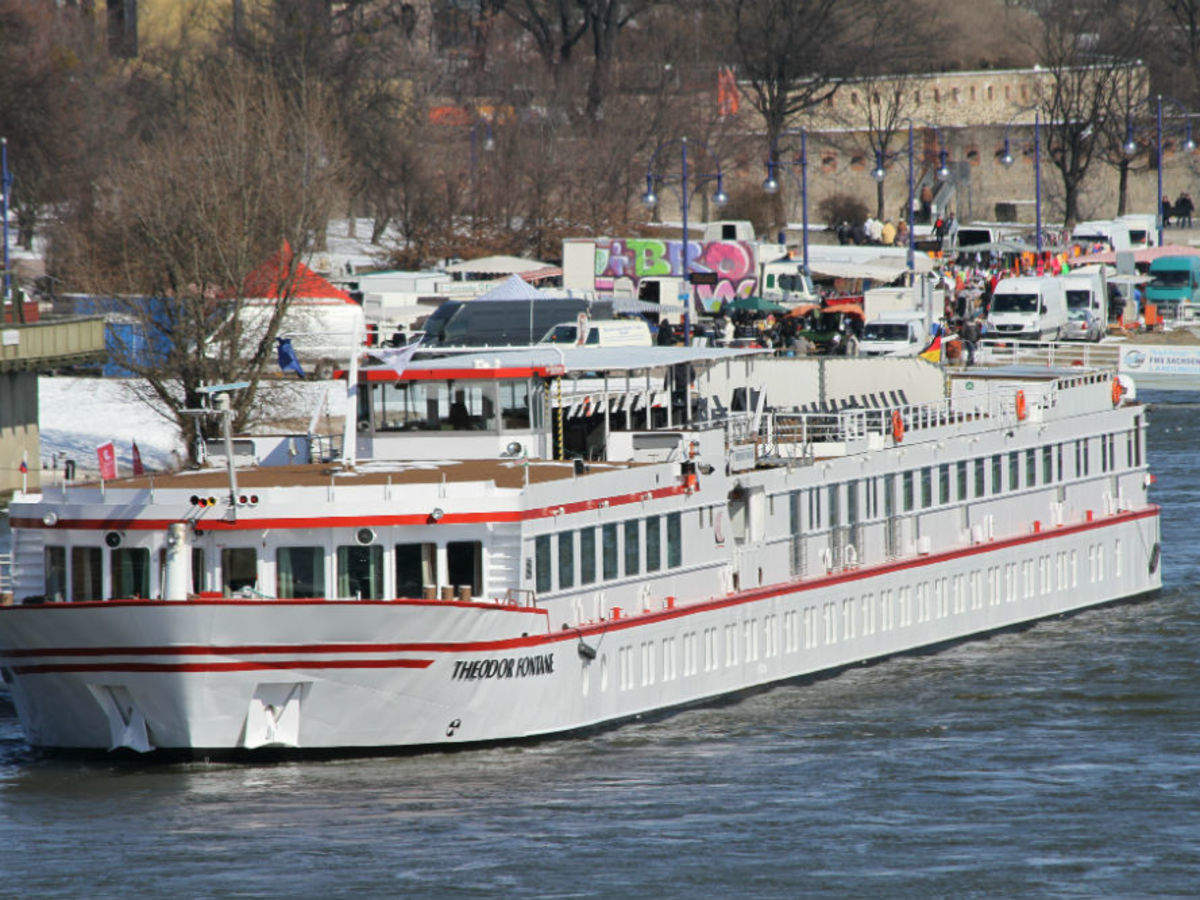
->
xmin=1015 ymin=390 xmax=1027 ymax=421
xmin=892 ymin=410 xmax=904 ymax=442
xmin=1112 ymin=377 xmax=1124 ymax=406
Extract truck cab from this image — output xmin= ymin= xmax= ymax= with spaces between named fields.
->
xmin=1146 ymin=255 xmax=1200 ymax=316
xmin=859 ymin=311 xmax=928 ymax=357
xmin=759 ymin=260 xmax=817 ymax=307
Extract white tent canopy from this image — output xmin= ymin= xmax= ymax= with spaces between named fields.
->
xmin=444 ymin=255 xmax=552 ymax=276
xmin=473 ymin=274 xmax=544 ymax=301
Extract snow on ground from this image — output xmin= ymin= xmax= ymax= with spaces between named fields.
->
xmin=38 ymin=377 xmax=343 ymax=475
xmin=314 ymin=218 xmax=403 ymax=276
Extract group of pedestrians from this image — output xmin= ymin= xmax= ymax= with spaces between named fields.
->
xmin=834 ymin=216 xmax=909 ymax=247
xmin=1162 ymin=192 xmax=1195 ymax=228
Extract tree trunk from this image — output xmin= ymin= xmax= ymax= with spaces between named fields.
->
xmin=876 ymin=179 xmax=886 ymax=220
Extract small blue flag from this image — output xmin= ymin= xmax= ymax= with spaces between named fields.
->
xmin=276 ymin=338 xmax=305 ymax=378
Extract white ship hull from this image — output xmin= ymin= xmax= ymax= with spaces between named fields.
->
xmin=1 ymin=507 xmax=1159 ymax=754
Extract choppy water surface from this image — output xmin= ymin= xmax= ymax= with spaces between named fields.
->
xmin=2 ymin=395 xmax=1199 ymax=897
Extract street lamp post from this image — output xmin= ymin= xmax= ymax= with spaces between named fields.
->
xmin=763 ymin=129 xmax=811 ymax=274
xmin=1001 ymin=112 xmax=1044 ymax=253
xmin=1125 ymin=94 xmax=1197 ymax=246
xmin=1 ymin=137 xmax=11 ymax=302
xmin=469 ymin=118 xmax=494 ymax=225
xmin=869 ymin=120 xmax=950 ymax=274
xmin=642 ymin=138 xmax=727 ymax=346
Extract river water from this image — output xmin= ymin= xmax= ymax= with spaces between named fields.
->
xmin=1 ymin=394 xmax=1198 ymax=897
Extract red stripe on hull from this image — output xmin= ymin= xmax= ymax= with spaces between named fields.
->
xmin=8 ymin=486 xmax=686 ymax=532
xmin=11 ymin=658 xmax=434 ymax=675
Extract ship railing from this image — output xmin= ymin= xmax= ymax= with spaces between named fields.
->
xmin=504 ymin=588 xmax=539 ymax=608
xmin=977 ymin=339 xmax=1119 ymax=370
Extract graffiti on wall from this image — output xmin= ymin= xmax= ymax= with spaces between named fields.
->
xmin=594 ymin=239 xmax=758 ymax=313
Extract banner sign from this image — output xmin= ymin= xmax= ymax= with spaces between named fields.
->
xmin=1119 ymin=344 xmax=1200 ymax=377
xmin=96 ymin=442 xmax=117 ymax=481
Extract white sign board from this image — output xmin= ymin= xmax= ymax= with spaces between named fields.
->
xmin=1119 ymin=344 xmax=1200 ymax=389
xmin=1 ymin=329 xmax=18 ymax=347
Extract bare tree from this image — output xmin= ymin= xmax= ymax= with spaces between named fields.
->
xmin=52 ymin=64 xmax=346 ymax=462
xmin=1033 ymin=0 xmax=1151 ymax=226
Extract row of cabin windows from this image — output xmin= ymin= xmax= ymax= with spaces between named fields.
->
xmin=44 ymin=541 xmax=483 ymax=602
xmin=534 ymin=513 xmax=683 ymax=594
xmin=793 ymin=431 xmax=1139 ymax=530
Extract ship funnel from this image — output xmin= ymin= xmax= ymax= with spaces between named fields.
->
xmin=163 ymin=522 xmax=191 ymax=601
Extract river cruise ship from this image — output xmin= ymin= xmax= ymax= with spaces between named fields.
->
xmin=0 ymin=346 xmax=1161 ymax=754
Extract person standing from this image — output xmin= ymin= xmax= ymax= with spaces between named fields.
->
xmin=1162 ymin=195 xmax=1174 ymax=229
xmin=1176 ymin=192 xmax=1194 ymax=228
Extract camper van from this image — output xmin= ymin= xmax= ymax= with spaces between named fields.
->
xmin=1116 ymin=213 xmax=1159 ymax=250
xmin=986 ymin=276 xmax=1068 ymax=341
xmin=1072 ymin=220 xmax=1132 ymax=253
xmin=540 ymin=318 xmax=653 ymax=347
xmin=859 ymin=310 xmax=929 ymax=357
xmin=1060 ymin=269 xmax=1109 ymax=341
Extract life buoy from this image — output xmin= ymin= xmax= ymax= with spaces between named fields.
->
xmin=891 ymin=410 xmax=904 ymax=442
xmin=1112 ymin=377 xmax=1124 ymax=407
xmin=1015 ymin=390 xmax=1027 ymax=421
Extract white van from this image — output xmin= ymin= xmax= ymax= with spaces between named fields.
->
xmin=1116 ymin=213 xmax=1159 ymax=250
xmin=859 ymin=310 xmax=929 ymax=357
xmin=1060 ymin=269 xmax=1108 ymax=341
xmin=540 ymin=318 xmax=653 ymax=347
xmin=986 ymin=276 xmax=1068 ymax=341
xmin=1072 ymin=220 xmax=1132 ymax=253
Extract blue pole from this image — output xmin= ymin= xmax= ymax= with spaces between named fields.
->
xmin=1035 ymin=113 xmax=1042 ymax=254
xmin=1 ymin=137 xmax=10 ymax=302
xmin=800 ymin=129 xmax=809 ymax=275
xmin=906 ymin=122 xmax=914 ymax=273
xmin=1157 ymin=94 xmax=1164 ymax=246
xmin=681 ymin=137 xmax=690 ymax=347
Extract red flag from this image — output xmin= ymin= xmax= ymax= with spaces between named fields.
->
xmin=131 ymin=441 xmax=144 ymax=476
xmin=18 ymin=458 xmax=27 ymax=474
xmin=97 ymin=442 xmax=117 ymax=481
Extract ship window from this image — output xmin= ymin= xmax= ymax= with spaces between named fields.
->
xmin=957 ymin=460 xmax=967 ymax=500
xmin=558 ymin=531 xmax=575 ymax=589
xmin=974 ymin=458 xmax=985 ymax=497
xmin=110 ymin=548 xmax=150 ymax=599
xmin=1009 ymin=451 xmax=1020 ymax=491
xmin=535 ymin=535 xmax=552 ymax=593
xmin=847 ymin=480 xmax=860 ymax=524
xmin=374 ymin=381 xmax=497 ymax=432
xmin=44 ymin=546 xmax=66 ymax=602
xmin=1134 ymin=416 xmax=1142 ymax=466
xmin=645 ymin=516 xmax=662 ymax=572
xmin=902 ymin=471 xmax=914 ymax=512
xmin=1082 ymin=439 xmax=1090 ymax=475
xmin=828 ymin=484 xmax=842 ymax=525
xmin=580 ymin=528 xmax=597 ymax=584
xmin=624 ymin=520 xmax=641 ymax=575
xmin=883 ymin=474 xmax=895 ymax=517
xmin=447 ymin=541 xmax=482 ymax=596
xmin=395 ymin=542 xmax=436 ymax=598
xmin=192 ymin=548 xmax=205 ymax=593
xmin=920 ymin=467 xmax=932 ymax=508
xmin=500 ymin=379 xmax=532 ymax=430
xmin=1056 ymin=443 xmax=1064 ymax=481
xmin=602 ymin=524 xmax=619 ymax=580
xmin=667 ymin=512 xmax=682 ymax=567
xmin=938 ymin=465 xmax=950 ymax=505
xmin=1042 ymin=445 xmax=1053 ymax=483
xmin=991 ymin=454 xmax=1003 ymax=494
xmin=221 ymin=547 xmax=258 ymax=595
xmin=276 ymin=546 xmax=325 ymax=598
xmin=1026 ymin=448 xmax=1037 ymax=486
xmin=337 ymin=545 xmax=384 ymax=599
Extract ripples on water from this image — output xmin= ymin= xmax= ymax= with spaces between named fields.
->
xmin=2 ymin=394 xmax=1199 ymax=897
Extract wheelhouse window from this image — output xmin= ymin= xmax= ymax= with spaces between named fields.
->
xmin=396 ymin=542 xmax=436 ymax=598
xmin=221 ymin=548 xmax=258 ymax=595
xmin=902 ymin=471 xmax=914 ymax=512
xmin=447 ymin=541 xmax=483 ymax=597
xmin=535 ymin=535 xmax=552 ymax=593
xmin=580 ymin=528 xmax=597 ymax=585
xmin=957 ymin=460 xmax=967 ymax=500
xmin=602 ymin=524 xmax=619 ymax=580
xmin=499 ymin=379 xmax=532 ymax=430
xmin=44 ymin=546 xmax=66 ymax=602
xmin=371 ymin=380 xmax=497 ymax=432
xmin=974 ymin=458 xmax=985 ymax=497
xmin=1008 ymin=451 xmax=1020 ymax=491
xmin=920 ymin=467 xmax=932 ymax=508
xmin=276 ymin=546 xmax=325 ymax=599
xmin=938 ymin=465 xmax=950 ymax=505
xmin=1026 ymin=448 xmax=1037 ymax=486
xmin=645 ymin=516 xmax=662 ymax=572
xmin=337 ymin=545 xmax=383 ymax=599
xmin=1042 ymin=445 xmax=1053 ymax=483
xmin=72 ymin=547 xmax=102 ymax=602
xmin=111 ymin=548 xmax=150 ymax=599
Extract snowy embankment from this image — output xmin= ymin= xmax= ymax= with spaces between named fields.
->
xmin=38 ymin=377 xmax=343 ymax=475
